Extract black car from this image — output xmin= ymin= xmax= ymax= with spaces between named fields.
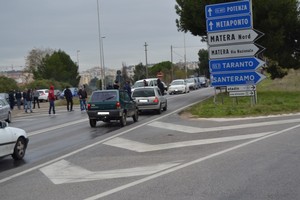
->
xmin=87 ymin=90 xmax=139 ymax=127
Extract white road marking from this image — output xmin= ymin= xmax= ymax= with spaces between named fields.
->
xmin=84 ymin=124 xmax=300 ymax=200
xmin=148 ymin=118 xmax=300 ymax=133
xmin=28 ymin=118 xmax=87 ymax=136
xmin=40 ymin=159 xmax=181 ymax=184
xmin=104 ymin=132 xmax=273 ymax=152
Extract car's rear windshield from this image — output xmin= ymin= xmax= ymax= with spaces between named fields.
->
xmin=133 ymin=81 xmax=145 ymax=88
xmin=132 ymin=88 xmax=155 ymax=97
xmin=91 ymin=91 xmax=118 ymax=101
xmin=171 ymin=80 xmax=184 ymax=85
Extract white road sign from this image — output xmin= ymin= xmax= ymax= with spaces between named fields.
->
xmin=227 ymin=85 xmax=256 ymax=92
xmin=229 ymin=91 xmax=255 ymax=97
xmin=209 ymin=43 xmax=265 ymax=59
xmin=208 ymin=29 xmax=264 ymax=46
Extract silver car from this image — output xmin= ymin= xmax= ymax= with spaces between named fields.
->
xmin=0 ymin=98 xmax=11 ymax=123
xmin=132 ymin=86 xmax=167 ymax=114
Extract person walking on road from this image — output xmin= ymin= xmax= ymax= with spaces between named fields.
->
xmin=8 ymin=90 xmax=15 ymax=110
xmin=64 ymin=86 xmax=73 ymax=112
xmin=157 ymin=78 xmax=165 ymax=96
xmin=48 ymin=85 xmax=56 ymax=115
xmin=23 ymin=89 xmax=27 ymax=110
xmin=123 ymin=80 xmax=132 ymax=97
xmin=25 ymin=89 xmax=33 ymax=113
xmin=78 ymin=85 xmax=88 ymax=111
xmin=33 ymin=88 xmax=40 ymax=109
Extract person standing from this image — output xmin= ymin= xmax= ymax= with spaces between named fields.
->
xmin=48 ymin=85 xmax=56 ymax=115
xmin=113 ymin=80 xmax=120 ymax=89
xmin=15 ymin=90 xmax=22 ymax=110
xmin=33 ymin=88 xmax=40 ymax=109
xmin=8 ymin=90 xmax=15 ymax=110
xmin=25 ymin=89 xmax=33 ymax=113
xmin=64 ymin=86 xmax=73 ymax=112
xmin=78 ymin=85 xmax=88 ymax=111
xmin=123 ymin=80 xmax=132 ymax=97
xmin=143 ymin=79 xmax=148 ymax=86
xmin=157 ymin=78 xmax=165 ymax=96
xmin=22 ymin=89 xmax=27 ymax=110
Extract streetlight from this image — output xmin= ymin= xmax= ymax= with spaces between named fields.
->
xmin=96 ymin=0 xmax=105 ymax=90
xmin=101 ymin=36 xmax=106 ymax=89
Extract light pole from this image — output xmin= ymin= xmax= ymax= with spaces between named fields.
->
xmin=97 ymin=0 xmax=104 ymax=90
xmin=101 ymin=36 xmax=106 ymax=89
xmin=144 ymin=42 xmax=148 ymax=78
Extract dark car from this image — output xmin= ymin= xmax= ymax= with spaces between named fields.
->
xmin=87 ymin=89 xmax=139 ymax=127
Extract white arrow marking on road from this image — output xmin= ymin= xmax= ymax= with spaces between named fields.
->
xmin=40 ymin=160 xmax=180 ymax=184
xmin=148 ymin=118 xmax=300 ymax=133
xmin=104 ymin=132 xmax=273 ymax=152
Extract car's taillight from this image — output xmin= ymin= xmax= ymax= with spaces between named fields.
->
xmin=153 ymin=97 xmax=159 ymax=103
xmin=87 ymin=103 xmax=91 ymax=110
xmin=116 ymin=102 xmax=121 ymax=109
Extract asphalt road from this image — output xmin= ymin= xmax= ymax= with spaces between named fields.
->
xmin=1 ymin=88 xmax=300 ymax=200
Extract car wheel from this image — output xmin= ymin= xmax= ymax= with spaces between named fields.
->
xmin=89 ymin=119 xmax=97 ymax=127
xmin=157 ymin=104 xmax=162 ymax=114
xmin=163 ymin=102 xmax=167 ymax=111
xmin=12 ymin=138 xmax=26 ymax=160
xmin=132 ymin=108 xmax=139 ymax=122
xmin=120 ymin=112 xmax=127 ymax=127
xmin=6 ymin=112 xmax=11 ymax=123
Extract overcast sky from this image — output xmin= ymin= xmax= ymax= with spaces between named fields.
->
xmin=0 ymin=0 xmax=207 ymax=72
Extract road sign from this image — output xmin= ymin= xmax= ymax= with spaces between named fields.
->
xmin=206 ymin=14 xmax=252 ymax=33
xmin=227 ymin=85 xmax=256 ymax=92
xmin=205 ymin=0 xmax=251 ymax=19
xmin=229 ymin=91 xmax=255 ymax=97
xmin=211 ymin=71 xmax=266 ymax=87
xmin=209 ymin=57 xmax=265 ymax=73
xmin=208 ymin=29 xmax=264 ymax=46
xmin=209 ymin=43 xmax=265 ymax=59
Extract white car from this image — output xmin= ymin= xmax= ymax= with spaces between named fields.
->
xmin=37 ymin=89 xmax=49 ymax=102
xmin=168 ymin=79 xmax=189 ymax=95
xmin=0 ymin=121 xmax=29 ymax=160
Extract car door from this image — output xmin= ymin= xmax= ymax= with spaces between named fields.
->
xmin=120 ymin=91 xmax=135 ymax=116
xmin=0 ymin=122 xmax=13 ymax=157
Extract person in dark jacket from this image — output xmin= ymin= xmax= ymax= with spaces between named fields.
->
xmin=25 ymin=89 xmax=33 ymax=113
xmin=22 ymin=89 xmax=27 ymax=110
xmin=157 ymin=78 xmax=165 ymax=96
xmin=123 ymin=80 xmax=132 ymax=97
xmin=113 ymin=80 xmax=120 ymax=89
xmin=64 ymin=86 xmax=73 ymax=112
xmin=15 ymin=90 xmax=22 ymax=110
xmin=8 ymin=90 xmax=15 ymax=110
xmin=78 ymin=85 xmax=88 ymax=111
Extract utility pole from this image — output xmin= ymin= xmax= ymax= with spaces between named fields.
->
xmin=144 ymin=42 xmax=148 ymax=78
xmin=171 ymin=45 xmax=173 ymax=80
xmin=184 ymin=33 xmax=187 ymax=79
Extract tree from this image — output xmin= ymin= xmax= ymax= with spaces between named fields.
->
xmin=0 ymin=76 xmax=19 ymax=92
xmin=25 ymin=48 xmax=54 ymax=73
xmin=34 ymin=50 xmax=80 ymax=86
xmin=175 ymin=0 xmax=300 ymax=76
xmin=133 ymin=63 xmax=147 ymax=81
xmin=198 ymin=49 xmax=209 ymax=78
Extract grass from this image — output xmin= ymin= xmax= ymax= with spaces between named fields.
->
xmin=185 ymin=69 xmax=300 ymax=118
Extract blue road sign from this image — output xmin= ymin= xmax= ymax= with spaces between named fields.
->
xmin=206 ymin=14 xmax=252 ymax=33
xmin=211 ymin=71 xmax=266 ymax=87
xmin=205 ymin=0 xmax=251 ymax=19
xmin=209 ymin=57 xmax=265 ymax=73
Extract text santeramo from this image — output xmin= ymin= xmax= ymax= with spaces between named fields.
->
xmin=213 ymin=75 xmax=255 ymax=83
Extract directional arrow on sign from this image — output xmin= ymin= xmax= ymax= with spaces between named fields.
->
xmin=211 ymin=71 xmax=266 ymax=87
xmin=208 ymin=29 xmax=264 ymax=46
xmin=209 ymin=43 xmax=265 ymax=59
xmin=209 ymin=57 xmax=265 ymax=73
xmin=40 ymin=160 xmax=180 ymax=184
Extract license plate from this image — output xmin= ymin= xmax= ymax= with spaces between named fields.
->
xmin=98 ymin=112 xmax=109 ymax=115
xmin=139 ymin=99 xmax=148 ymax=103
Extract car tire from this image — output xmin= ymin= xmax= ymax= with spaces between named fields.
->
xmin=163 ymin=102 xmax=167 ymax=111
xmin=120 ymin=112 xmax=127 ymax=127
xmin=12 ymin=138 xmax=26 ymax=160
xmin=89 ymin=119 xmax=97 ymax=127
xmin=157 ymin=104 xmax=162 ymax=114
xmin=132 ymin=108 xmax=139 ymax=122
xmin=6 ymin=112 xmax=11 ymax=123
